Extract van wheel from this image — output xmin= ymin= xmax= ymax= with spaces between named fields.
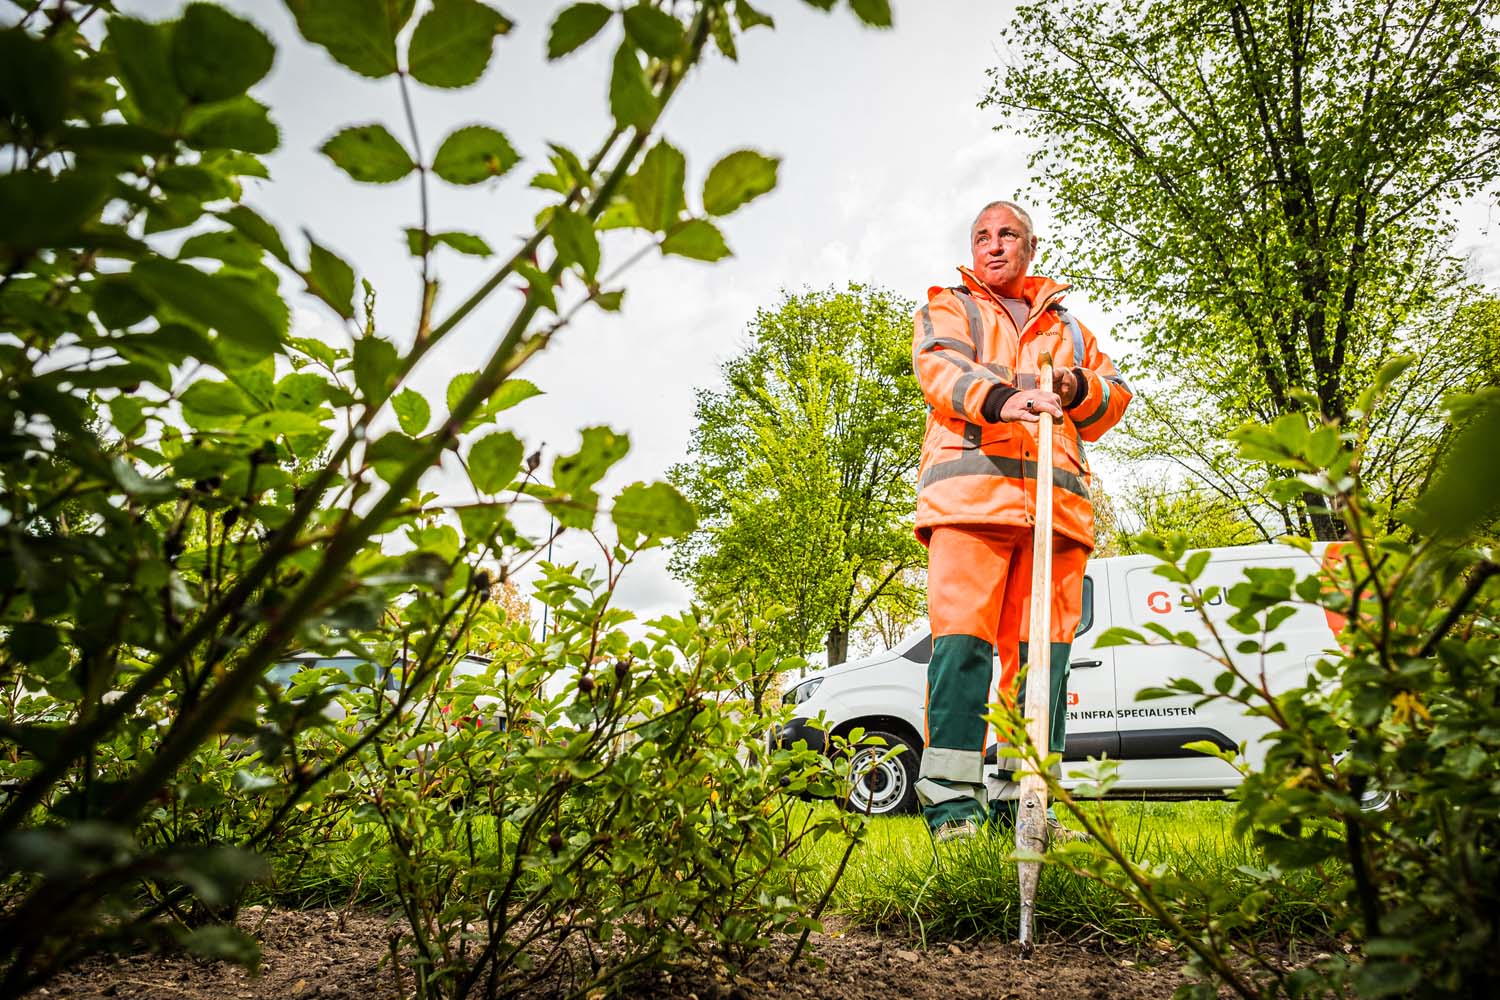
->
xmin=844 ymin=731 xmax=918 ymax=817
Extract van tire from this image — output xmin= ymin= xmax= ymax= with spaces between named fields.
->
xmin=843 ymin=731 xmax=919 ymax=817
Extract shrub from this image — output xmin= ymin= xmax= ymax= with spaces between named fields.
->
xmin=0 ymin=2 xmax=887 ymax=995
xmin=998 ymin=361 xmax=1500 ymax=998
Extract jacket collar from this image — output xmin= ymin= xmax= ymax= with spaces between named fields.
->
xmin=956 ymin=267 xmax=1071 ymax=313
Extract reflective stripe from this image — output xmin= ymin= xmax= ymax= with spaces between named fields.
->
xmin=983 ymin=363 xmax=1015 ymax=382
xmin=1106 ymin=373 xmax=1132 ymax=393
xmin=915 ymin=777 xmax=977 ymax=806
xmin=919 ymin=746 xmax=985 ymax=783
xmin=956 ymin=290 xmax=986 ymax=359
xmin=1055 ymin=307 xmax=1085 ymax=363
xmin=920 ymin=452 xmax=1091 ymax=500
xmin=919 ymin=337 xmax=977 ymax=358
xmin=1074 ymin=378 xmax=1113 ymax=430
xmin=919 ymin=305 xmax=939 ymax=344
xmin=951 ymin=372 xmax=978 ymax=418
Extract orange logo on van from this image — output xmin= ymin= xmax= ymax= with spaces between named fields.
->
xmin=1067 ymin=692 xmax=1079 ymax=705
xmin=1146 ymin=591 xmax=1172 ymax=614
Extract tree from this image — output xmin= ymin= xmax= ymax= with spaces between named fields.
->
xmin=985 ymin=0 xmax=1500 ymax=538
xmin=670 ymin=285 xmax=925 ymax=667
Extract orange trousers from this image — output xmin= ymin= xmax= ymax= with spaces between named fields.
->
xmin=919 ymin=524 xmax=1089 ymax=828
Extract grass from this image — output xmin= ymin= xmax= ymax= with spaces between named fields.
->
xmin=251 ymin=797 xmax=1340 ymax=948
xmin=806 ymin=799 xmax=1339 ymax=946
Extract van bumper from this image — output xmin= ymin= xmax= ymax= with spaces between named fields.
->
xmin=771 ymin=716 xmax=827 ymax=754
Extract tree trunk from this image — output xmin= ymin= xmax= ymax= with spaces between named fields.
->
xmin=825 ymin=625 xmax=848 ymax=666
xmin=1304 ymin=490 xmax=1345 ymax=541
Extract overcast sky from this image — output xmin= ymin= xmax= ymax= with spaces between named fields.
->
xmin=118 ymin=0 xmax=1498 ymax=639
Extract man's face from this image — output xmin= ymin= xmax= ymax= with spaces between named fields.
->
xmin=970 ymin=206 xmax=1035 ymax=295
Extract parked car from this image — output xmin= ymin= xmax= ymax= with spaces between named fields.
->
xmin=267 ymin=651 xmax=499 ymax=728
xmin=775 ymin=543 xmax=1338 ymax=816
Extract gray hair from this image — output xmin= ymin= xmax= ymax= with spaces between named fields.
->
xmin=971 ymin=200 xmax=1035 ymax=242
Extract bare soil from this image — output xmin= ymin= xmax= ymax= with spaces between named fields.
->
xmin=31 ymin=908 xmax=1186 ymax=999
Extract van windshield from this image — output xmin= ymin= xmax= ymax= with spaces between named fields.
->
xmin=266 ymin=657 xmax=380 ymax=687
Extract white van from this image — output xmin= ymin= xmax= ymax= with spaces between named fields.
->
xmin=775 ymin=544 xmax=1336 ymax=816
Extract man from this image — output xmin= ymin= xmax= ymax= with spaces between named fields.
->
xmin=911 ymin=200 xmax=1131 ymax=840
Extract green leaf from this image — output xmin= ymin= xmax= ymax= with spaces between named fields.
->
xmin=284 ymin=0 xmax=414 ymax=79
xmin=734 ymin=0 xmax=775 ymax=30
xmin=217 ymin=205 xmax=291 ymax=266
xmin=180 ymin=228 xmax=264 ymax=268
xmin=1356 ymin=354 xmax=1415 ymax=416
xmin=352 ymin=336 xmax=400 ymax=402
xmin=404 ymin=228 xmax=493 ymax=257
xmin=306 ymin=238 xmax=356 ymax=318
xmin=57 ymin=123 xmax=175 ymax=156
xmin=431 ymin=125 xmax=520 ymax=185
xmin=547 ymin=3 xmax=612 ymax=60
xmin=242 ymin=410 xmax=328 ymax=438
xmin=172 ymin=3 xmax=275 ymax=102
xmin=550 ymin=208 xmax=600 ymax=279
xmin=93 ymin=277 xmax=154 ymax=330
xmin=849 ymin=0 xmax=894 ymax=27
xmin=408 ymin=0 xmax=512 ymax=89
xmin=392 ymin=387 xmax=430 ymax=435
xmin=272 ymin=372 xmax=328 ymax=410
xmin=181 ymin=379 xmax=254 ymax=417
xmin=468 ymin=431 xmax=524 ymax=493
xmin=7 ymin=622 xmax=61 ymax=662
xmin=133 ymin=259 xmax=287 ymax=357
xmin=515 ymin=261 xmax=557 ymax=312
xmin=157 ymin=165 xmax=234 ymax=200
xmin=490 ymin=379 xmax=542 ymax=412
xmin=1407 ymin=390 xmax=1500 ymax=538
xmin=109 ymin=17 xmax=185 ymax=126
xmin=183 ymin=96 xmax=279 ymax=154
xmin=552 ymin=426 xmax=630 ymax=528
xmin=203 ymin=151 xmax=272 ymax=180
xmin=446 ymin=371 xmax=479 ymax=415
xmin=612 ymin=481 xmax=696 ymax=543
xmin=661 ymin=219 xmax=731 ymax=261
xmin=0 ymin=170 xmax=112 ymax=253
xmin=702 ymin=149 xmax=779 ymax=216
xmin=0 ymin=27 xmax=71 ymax=137
xmin=1352 ymin=961 xmax=1422 ymax=998
xmin=622 ymin=4 xmax=684 ymax=58
xmin=609 ymin=41 xmax=657 ymax=130
xmin=710 ymin=12 xmax=738 ymax=61
xmin=366 ymin=432 xmax=417 ymax=483
xmin=321 ymin=124 xmax=415 ymax=184
xmin=626 ymin=140 xmax=685 ymax=232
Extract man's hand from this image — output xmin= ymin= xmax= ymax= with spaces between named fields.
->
xmin=1053 ymin=367 xmax=1079 ymax=405
xmin=1001 ymin=389 xmax=1063 ymax=423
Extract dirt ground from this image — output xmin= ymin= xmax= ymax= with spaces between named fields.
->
xmin=31 ymin=908 xmax=1187 ymax=999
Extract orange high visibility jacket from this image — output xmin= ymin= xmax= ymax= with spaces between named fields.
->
xmin=912 ymin=267 xmax=1132 ymax=549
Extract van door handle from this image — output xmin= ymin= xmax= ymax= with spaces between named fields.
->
xmin=1071 ymin=659 xmax=1103 ymax=669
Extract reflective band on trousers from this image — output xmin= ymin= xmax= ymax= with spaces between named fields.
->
xmin=920 ymin=745 xmax=985 ymax=783
xmin=915 ymin=778 xmax=976 ymax=806
xmin=920 ymin=452 xmax=1091 ymax=500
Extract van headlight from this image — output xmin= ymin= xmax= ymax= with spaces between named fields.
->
xmin=783 ymin=677 xmax=823 ymax=707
